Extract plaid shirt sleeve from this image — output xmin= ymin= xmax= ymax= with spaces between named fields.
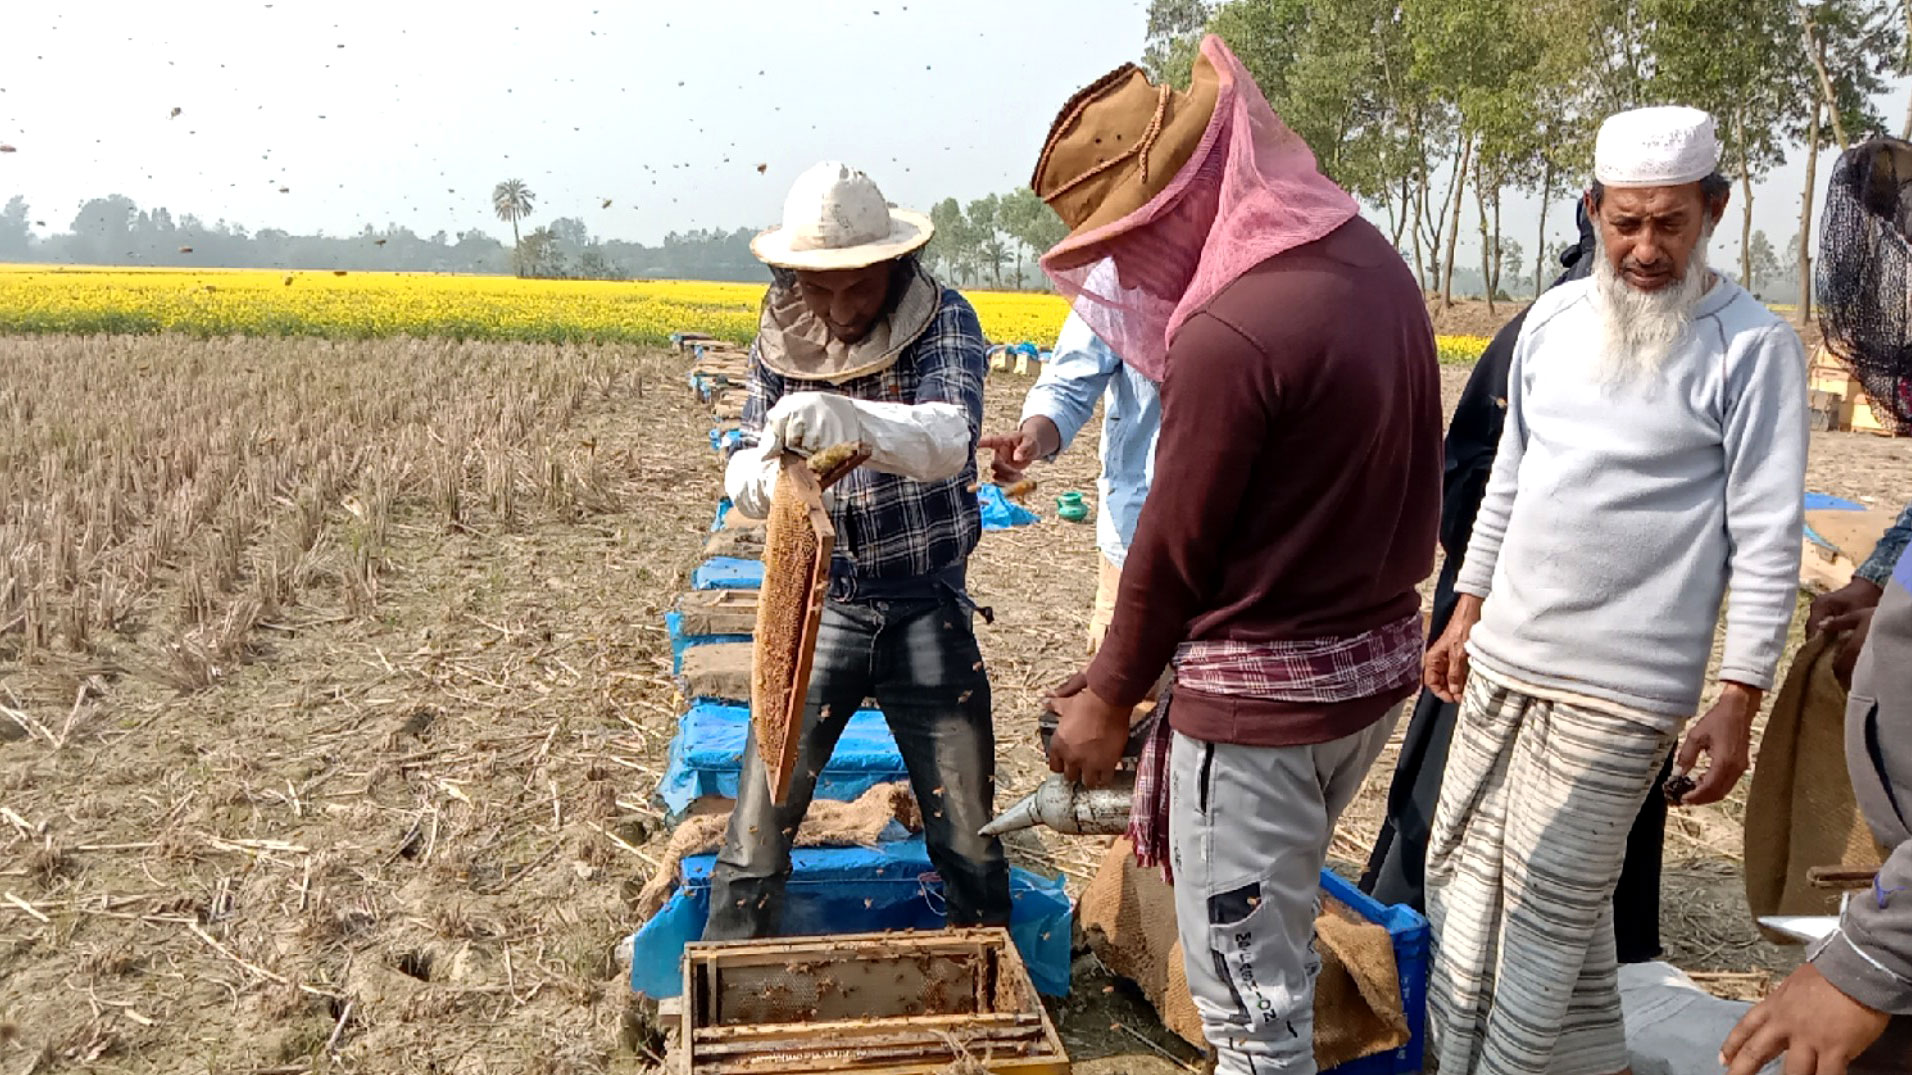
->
xmin=737 ymin=338 xmax=784 ymax=450
xmin=1859 ymin=500 xmax=1912 ymax=587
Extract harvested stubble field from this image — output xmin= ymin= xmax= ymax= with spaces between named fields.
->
xmin=1 ymin=324 xmax=1907 ymax=1074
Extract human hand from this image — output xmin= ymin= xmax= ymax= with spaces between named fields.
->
xmin=1424 ymin=595 xmax=1483 ymax=704
xmin=1721 ymin=961 xmax=1891 ymax=1075
xmin=1045 ymin=673 xmax=1129 ymax=789
xmin=978 ymin=417 xmax=1060 ymax=484
xmin=1810 ymin=579 xmax=1884 ymax=637
xmin=765 ymin=392 xmax=862 ymax=457
xmin=1831 ymin=607 xmax=1875 ymax=690
xmin=1671 ymin=682 xmax=1760 ymax=807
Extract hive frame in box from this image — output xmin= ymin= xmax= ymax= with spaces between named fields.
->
xmin=675 ymin=928 xmax=1069 ymax=1074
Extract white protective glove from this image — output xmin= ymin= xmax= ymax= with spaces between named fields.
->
xmin=723 ymin=437 xmax=783 ymax=520
xmin=765 ymin=391 xmax=970 ymax=483
xmin=764 ymin=393 xmax=863 ymax=458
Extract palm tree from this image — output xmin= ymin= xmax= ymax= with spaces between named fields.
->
xmin=492 ymin=180 xmax=535 ymax=277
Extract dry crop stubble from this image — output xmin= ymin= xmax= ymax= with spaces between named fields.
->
xmin=0 ymin=334 xmax=713 ymax=1073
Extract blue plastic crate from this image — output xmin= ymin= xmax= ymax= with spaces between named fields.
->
xmin=1320 ymin=869 xmax=1428 ymax=1075
xmin=628 ymin=838 xmax=1073 ymax=1000
xmin=654 ymin=701 xmax=906 ymax=815
xmin=691 ymin=557 xmax=763 ymax=591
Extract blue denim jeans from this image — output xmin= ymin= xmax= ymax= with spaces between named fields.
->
xmin=703 ymin=595 xmax=1011 ymax=939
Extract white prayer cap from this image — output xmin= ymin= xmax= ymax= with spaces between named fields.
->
xmin=1594 ymin=106 xmax=1720 ymax=188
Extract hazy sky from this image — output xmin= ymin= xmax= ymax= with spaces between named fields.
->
xmin=1 ymin=1 xmax=1904 ymax=265
xmin=0 ymin=1 xmax=1150 ymax=243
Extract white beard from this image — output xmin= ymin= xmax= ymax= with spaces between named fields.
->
xmin=1592 ymin=227 xmax=1712 ymax=385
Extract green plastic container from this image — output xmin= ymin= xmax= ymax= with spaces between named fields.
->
xmin=1056 ymin=491 xmax=1089 ymax=523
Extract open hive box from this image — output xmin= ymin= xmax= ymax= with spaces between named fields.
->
xmin=675 ymin=928 xmax=1070 ymax=1074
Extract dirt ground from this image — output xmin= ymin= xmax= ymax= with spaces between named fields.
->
xmin=2 ymin=325 xmax=1908 ymax=1074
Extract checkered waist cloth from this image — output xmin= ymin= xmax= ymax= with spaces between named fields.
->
xmin=1128 ymin=613 xmax=1425 ymax=884
xmin=1170 ymin=612 xmax=1424 ymax=703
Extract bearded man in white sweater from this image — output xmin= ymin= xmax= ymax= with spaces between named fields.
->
xmin=1420 ymin=106 xmax=1808 ymax=1075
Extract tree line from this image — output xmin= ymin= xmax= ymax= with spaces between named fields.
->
xmin=0 ymin=192 xmax=772 ymax=282
xmin=0 ymin=183 xmax=1078 ymax=293
xmin=1145 ymin=0 xmax=1908 ymax=318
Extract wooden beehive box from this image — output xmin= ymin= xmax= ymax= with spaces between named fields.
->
xmin=676 ymin=590 xmax=759 ymax=638
xmin=676 ymin=929 xmax=1070 ymax=1074
xmin=1810 ymin=349 xmax=1899 ymax=435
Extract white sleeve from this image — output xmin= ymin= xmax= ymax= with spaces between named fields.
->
xmin=1454 ymin=327 xmax=1532 ymax=598
xmin=848 ymin=400 xmax=971 ymax=483
xmin=1718 ymin=324 xmax=1808 ymax=689
xmin=723 ymin=440 xmax=781 ymax=519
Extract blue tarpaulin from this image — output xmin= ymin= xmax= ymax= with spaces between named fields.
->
xmin=691 ymin=557 xmax=764 ymax=591
xmin=656 ymin=702 xmax=907 ymax=814
xmin=978 ymin=484 xmax=1039 ymax=530
xmin=1805 ymin=492 xmax=1865 ymax=512
xmin=629 ymin=838 xmax=1073 ymax=999
xmin=1803 ymin=491 xmax=1870 ymax=551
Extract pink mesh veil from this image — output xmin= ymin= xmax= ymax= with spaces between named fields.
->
xmin=1038 ymin=36 xmax=1360 ymax=380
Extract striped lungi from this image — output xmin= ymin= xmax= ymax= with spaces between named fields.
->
xmin=1425 ymin=664 xmax=1676 ymax=1075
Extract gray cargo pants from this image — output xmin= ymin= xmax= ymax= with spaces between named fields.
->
xmin=1168 ymin=706 xmax=1404 ymax=1075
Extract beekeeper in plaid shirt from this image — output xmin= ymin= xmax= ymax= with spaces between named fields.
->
xmin=704 ymin=161 xmax=1009 ymax=940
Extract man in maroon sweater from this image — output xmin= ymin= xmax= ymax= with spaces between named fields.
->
xmin=1031 ymin=37 xmax=1441 ymax=1074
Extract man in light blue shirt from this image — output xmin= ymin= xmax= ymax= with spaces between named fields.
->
xmin=982 ymin=311 xmax=1159 ymax=651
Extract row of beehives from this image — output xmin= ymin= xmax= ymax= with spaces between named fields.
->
xmin=624 ymin=336 xmax=1074 ymax=1022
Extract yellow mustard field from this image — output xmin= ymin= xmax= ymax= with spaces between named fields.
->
xmin=0 ymin=264 xmax=1491 ymax=361
xmin=0 ymin=264 xmax=1069 ymax=347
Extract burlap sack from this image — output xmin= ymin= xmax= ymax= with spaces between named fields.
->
xmin=681 ymin=642 xmax=752 ymax=704
xmin=1745 ymin=633 xmax=1886 ymax=941
xmin=1078 ymin=838 xmax=1409 ymax=1066
xmin=1314 ymin=909 xmax=1411 ymax=1070
xmin=631 ymin=782 xmax=919 ymax=921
